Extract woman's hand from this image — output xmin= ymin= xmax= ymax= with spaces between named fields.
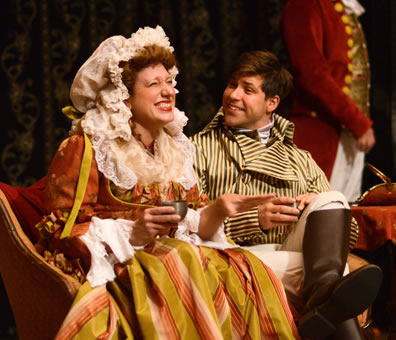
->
xmin=198 ymin=193 xmax=275 ymax=240
xmin=258 ymin=193 xmax=317 ymax=230
xmin=130 ymin=206 xmax=181 ymax=246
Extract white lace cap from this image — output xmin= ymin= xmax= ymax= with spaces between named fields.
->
xmin=68 ymin=26 xmax=194 ymax=190
xmin=70 ymin=25 xmax=185 ymax=141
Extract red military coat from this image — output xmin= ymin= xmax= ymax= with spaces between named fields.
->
xmin=280 ymin=0 xmax=372 ymax=179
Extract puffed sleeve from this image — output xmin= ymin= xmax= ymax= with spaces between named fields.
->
xmin=35 ymin=135 xmax=100 ymax=280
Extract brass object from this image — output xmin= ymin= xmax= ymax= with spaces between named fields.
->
xmin=357 ymin=163 xmax=396 ymax=206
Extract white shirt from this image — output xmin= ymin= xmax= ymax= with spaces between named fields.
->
xmin=233 ymin=116 xmax=275 ymax=145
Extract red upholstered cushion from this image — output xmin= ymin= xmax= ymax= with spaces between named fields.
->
xmin=0 ymin=177 xmax=46 ymax=244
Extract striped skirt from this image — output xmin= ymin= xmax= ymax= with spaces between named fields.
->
xmin=55 ymin=238 xmax=300 ymax=339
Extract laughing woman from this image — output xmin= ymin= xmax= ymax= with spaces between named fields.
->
xmin=35 ymin=26 xmax=300 ymax=339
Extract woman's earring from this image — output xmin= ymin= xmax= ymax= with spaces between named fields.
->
xmin=129 ymin=119 xmax=134 ymax=129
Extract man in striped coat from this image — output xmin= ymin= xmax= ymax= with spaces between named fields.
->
xmin=192 ymin=50 xmax=381 ymax=340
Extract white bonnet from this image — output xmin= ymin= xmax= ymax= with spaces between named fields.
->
xmin=69 ymin=25 xmax=187 ymax=141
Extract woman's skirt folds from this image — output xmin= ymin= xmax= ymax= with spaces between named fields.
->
xmin=55 ymin=238 xmax=299 ymax=339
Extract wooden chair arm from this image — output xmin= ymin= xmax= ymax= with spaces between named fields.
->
xmin=0 ymin=189 xmax=80 ymax=340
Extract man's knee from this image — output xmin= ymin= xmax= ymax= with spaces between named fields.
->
xmin=307 ymin=191 xmax=350 ymax=212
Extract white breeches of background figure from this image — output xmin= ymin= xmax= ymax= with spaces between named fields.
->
xmin=243 ymin=191 xmax=350 ymax=311
xmin=330 ymin=130 xmax=365 ymax=203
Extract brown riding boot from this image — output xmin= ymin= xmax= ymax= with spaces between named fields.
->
xmin=298 ymin=209 xmax=382 ymax=340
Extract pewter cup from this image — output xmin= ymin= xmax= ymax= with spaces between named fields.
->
xmin=160 ymin=200 xmax=188 ymax=220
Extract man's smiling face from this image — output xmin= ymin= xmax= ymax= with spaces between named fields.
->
xmin=222 ymin=75 xmax=275 ymax=129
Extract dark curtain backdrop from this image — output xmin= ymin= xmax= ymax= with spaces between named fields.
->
xmin=0 ymin=0 xmax=288 ymax=187
xmin=0 ymin=0 xmax=394 ymax=191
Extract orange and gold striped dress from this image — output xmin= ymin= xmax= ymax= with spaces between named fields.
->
xmin=36 ymin=134 xmax=300 ymax=339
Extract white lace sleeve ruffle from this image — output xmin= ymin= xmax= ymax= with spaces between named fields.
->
xmin=174 ymin=208 xmax=238 ymax=250
xmin=79 ymin=217 xmax=143 ymax=287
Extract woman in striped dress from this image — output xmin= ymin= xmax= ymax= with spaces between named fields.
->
xmin=34 ymin=26 xmax=300 ymax=339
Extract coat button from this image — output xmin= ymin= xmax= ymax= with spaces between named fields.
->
xmin=345 ymin=25 xmax=352 ymax=35
xmin=344 ymin=75 xmax=352 ymax=84
xmin=341 ymin=15 xmax=350 ymax=24
xmin=334 ymin=3 xmax=344 ymax=12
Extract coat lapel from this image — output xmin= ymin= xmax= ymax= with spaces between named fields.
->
xmin=223 ymin=113 xmax=300 ymax=182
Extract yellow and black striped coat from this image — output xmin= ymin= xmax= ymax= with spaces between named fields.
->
xmin=192 ymin=108 xmax=358 ymax=248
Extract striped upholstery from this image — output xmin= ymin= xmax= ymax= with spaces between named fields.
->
xmin=192 ymin=109 xmax=359 ymax=248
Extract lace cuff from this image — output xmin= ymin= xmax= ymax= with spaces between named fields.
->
xmin=79 ymin=217 xmax=138 ymax=287
xmin=174 ymin=208 xmax=238 ymax=250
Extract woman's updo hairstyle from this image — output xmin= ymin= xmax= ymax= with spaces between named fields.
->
xmin=119 ymin=44 xmax=176 ymax=94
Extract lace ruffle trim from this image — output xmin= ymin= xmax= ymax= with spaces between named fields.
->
xmin=91 ymin=129 xmax=196 ymax=190
xmin=79 ymin=217 xmax=143 ymax=287
xmin=81 ymin=209 xmax=237 ymax=287
xmin=174 ymin=208 xmax=238 ymax=250
xmin=91 ymin=135 xmax=138 ymax=189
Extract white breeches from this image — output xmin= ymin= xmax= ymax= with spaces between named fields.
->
xmin=242 ymin=191 xmax=351 ymax=310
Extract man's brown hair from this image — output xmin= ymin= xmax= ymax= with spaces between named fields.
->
xmin=228 ymin=50 xmax=293 ymax=100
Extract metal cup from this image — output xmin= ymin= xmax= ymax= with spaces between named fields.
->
xmin=160 ymin=200 xmax=188 ymax=220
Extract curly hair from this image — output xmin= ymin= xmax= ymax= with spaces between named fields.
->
xmin=119 ymin=44 xmax=176 ymax=95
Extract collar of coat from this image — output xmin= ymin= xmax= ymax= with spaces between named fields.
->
xmin=200 ymin=108 xmax=300 ymax=182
